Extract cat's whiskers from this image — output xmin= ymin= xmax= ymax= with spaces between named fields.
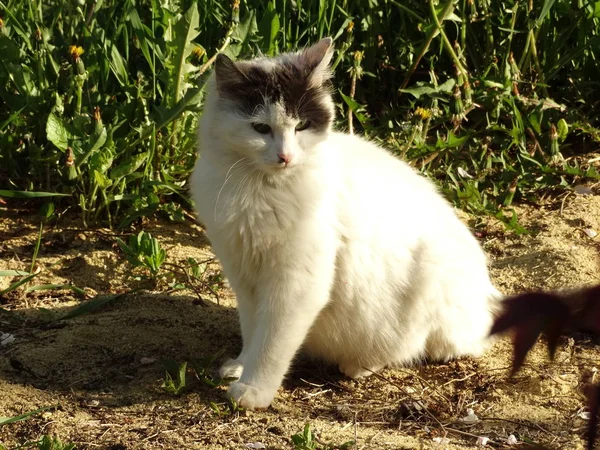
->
xmin=231 ymin=169 xmax=260 ymax=207
xmin=214 ymin=157 xmax=250 ymax=222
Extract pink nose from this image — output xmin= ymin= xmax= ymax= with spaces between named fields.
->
xmin=277 ymin=153 xmax=292 ymax=164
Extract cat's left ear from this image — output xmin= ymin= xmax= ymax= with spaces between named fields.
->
xmin=300 ymin=37 xmax=334 ymax=87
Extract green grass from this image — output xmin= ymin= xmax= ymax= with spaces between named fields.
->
xmin=292 ymin=423 xmax=355 ymax=450
xmin=0 ymin=0 xmax=599 ymax=229
xmin=0 ymin=407 xmax=75 ymax=450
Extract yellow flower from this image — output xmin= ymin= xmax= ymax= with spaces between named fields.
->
xmin=0 ymin=18 xmax=4 ymax=29
xmin=69 ymin=45 xmax=84 ymax=61
xmin=191 ymin=45 xmax=206 ymax=65
xmin=414 ymin=107 xmax=432 ymax=120
xmin=347 ymin=21 xmax=354 ymax=33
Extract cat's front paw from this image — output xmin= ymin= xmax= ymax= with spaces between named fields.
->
xmin=219 ymin=358 xmax=243 ymax=379
xmin=227 ymin=381 xmax=276 ymax=410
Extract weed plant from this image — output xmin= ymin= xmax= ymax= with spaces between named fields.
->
xmin=0 ymin=0 xmax=599 ymax=229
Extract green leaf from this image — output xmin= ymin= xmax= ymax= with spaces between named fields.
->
xmin=399 ymin=78 xmax=456 ymax=99
xmin=0 ymin=190 xmax=69 ymax=198
xmin=0 ymin=406 xmax=55 ymax=426
xmin=536 ymin=0 xmax=557 ymax=25
xmin=128 ymin=7 xmax=155 ymax=72
xmin=0 ymin=35 xmax=21 ymax=62
xmin=557 ymin=118 xmax=569 ymax=142
xmin=0 ymin=272 xmax=39 ymax=295
xmin=89 ymin=149 xmax=114 ymax=174
xmin=339 ymin=91 xmax=369 ymax=126
xmin=76 ymin=127 xmax=108 ymax=168
xmin=46 ymin=113 xmax=72 ymax=151
xmin=227 ymin=9 xmax=258 ymax=58
xmin=590 ymin=2 xmax=600 ymax=18
xmin=0 ymin=270 xmax=30 ymax=277
xmin=93 ymin=170 xmax=112 ymax=189
xmin=39 ymin=201 xmax=55 ymax=220
xmin=445 ymin=131 xmax=468 ymax=148
xmin=108 ymin=42 xmax=129 ymax=86
xmin=61 ymin=292 xmax=130 ymax=320
xmin=527 ymin=111 xmax=542 ymax=135
xmin=170 ymin=3 xmax=200 ymax=104
xmin=258 ymin=2 xmax=280 ymax=55
xmin=109 ymin=152 xmax=149 ymax=180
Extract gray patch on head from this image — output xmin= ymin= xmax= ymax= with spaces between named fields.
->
xmin=215 ymin=41 xmax=335 ymax=132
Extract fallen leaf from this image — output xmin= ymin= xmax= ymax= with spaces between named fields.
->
xmin=0 ymin=332 xmax=15 ymax=346
xmin=458 ymin=167 xmax=473 ymax=179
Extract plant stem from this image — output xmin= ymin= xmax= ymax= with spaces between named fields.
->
xmin=429 ymin=0 xmax=468 ymax=80
xmin=400 ymin=0 xmax=456 ymax=90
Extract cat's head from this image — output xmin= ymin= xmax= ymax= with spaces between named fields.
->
xmin=203 ymin=38 xmax=335 ymax=174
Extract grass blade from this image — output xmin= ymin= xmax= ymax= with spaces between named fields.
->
xmin=60 ymin=291 xmax=134 ymax=320
xmin=25 ymin=284 xmax=86 ymax=296
xmin=0 ymin=406 xmax=55 ymax=426
xmin=0 ymin=273 xmax=39 ymax=296
xmin=0 ymin=270 xmax=31 ymax=277
xmin=0 ymin=190 xmax=69 ymax=198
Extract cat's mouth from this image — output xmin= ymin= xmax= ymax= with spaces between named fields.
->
xmin=262 ymin=158 xmax=296 ymax=172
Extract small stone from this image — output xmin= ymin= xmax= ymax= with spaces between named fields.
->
xmin=140 ymin=357 xmax=156 ymax=365
xmin=476 ymin=436 xmax=489 ymax=446
xmin=574 ymin=185 xmax=593 ymax=195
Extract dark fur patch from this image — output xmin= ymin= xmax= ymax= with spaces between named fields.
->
xmin=216 ymin=56 xmax=333 ymax=132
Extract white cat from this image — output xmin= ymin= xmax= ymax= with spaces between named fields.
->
xmin=189 ymin=38 xmax=501 ymax=409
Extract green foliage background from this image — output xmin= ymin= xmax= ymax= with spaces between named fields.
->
xmin=1 ymin=0 xmax=599 ymax=228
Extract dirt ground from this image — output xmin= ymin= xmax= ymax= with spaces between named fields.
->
xmin=1 ymin=189 xmax=599 ymax=450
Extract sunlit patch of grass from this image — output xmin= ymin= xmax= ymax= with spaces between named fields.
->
xmin=0 ymin=0 xmax=598 ymax=231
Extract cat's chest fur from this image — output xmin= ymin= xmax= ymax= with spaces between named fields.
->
xmin=193 ymin=159 xmax=331 ymax=277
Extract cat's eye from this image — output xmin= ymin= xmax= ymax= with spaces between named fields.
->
xmin=252 ymin=123 xmax=272 ymax=134
xmin=295 ymin=120 xmax=311 ymax=132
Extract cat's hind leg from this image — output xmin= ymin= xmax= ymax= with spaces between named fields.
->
xmin=338 ymin=361 xmax=383 ymax=379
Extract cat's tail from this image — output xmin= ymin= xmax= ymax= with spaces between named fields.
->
xmin=490 ymin=284 xmax=600 ymax=336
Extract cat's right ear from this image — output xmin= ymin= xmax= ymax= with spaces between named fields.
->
xmin=215 ymin=54 xmax=246 ymax=94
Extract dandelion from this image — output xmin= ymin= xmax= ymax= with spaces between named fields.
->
xmin=347 ymin=21 xmax=354 ymax=33
xmin=65 ymin=147 xmax=77 ymax=182
xmin=93 ymin=106 xmax=103 ymax=133
xmin=414 ymin=107 xmax=432 ymax=120
xmin=232 ymin=0 xmax=240 ymax=23
xmin=0 ymin=17 xmax=4 ymax=30
xmin=69 ymin=45 xmax=84 ymax=61
xmin=191 ymin=46 xmax=206 ymax=65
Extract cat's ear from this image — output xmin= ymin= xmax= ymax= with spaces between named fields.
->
xmin=215 ymin=53 xmax=246 ymax=94
xmin=300 ymin=37 xmax=334 ymax=87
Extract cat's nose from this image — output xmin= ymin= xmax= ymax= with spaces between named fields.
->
xmin=277 ymin=153 xmax=292 ymax=165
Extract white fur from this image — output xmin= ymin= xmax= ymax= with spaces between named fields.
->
xmin=189 ymin=45 xmax=500 ymax=410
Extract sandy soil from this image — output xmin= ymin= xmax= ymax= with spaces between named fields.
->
xmin=0 ymin=189 xmax=599 ymax=450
